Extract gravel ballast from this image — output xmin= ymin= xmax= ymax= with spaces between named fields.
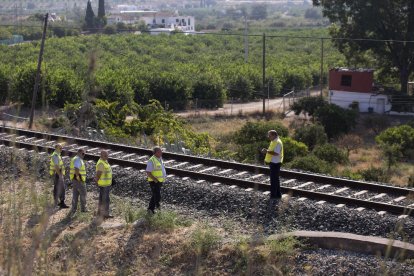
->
xmin=1 ymin=146 xmax=414 ymax=274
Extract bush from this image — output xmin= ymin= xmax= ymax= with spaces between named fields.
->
xmin=336 ymin=134 xmax=363 ymax=157
xmin=192 ymin=72 xmax=226 ymax=108
xmin=281 ymin=137 xmax=308 ymax=163
xmin=0 ymin=66 xmax=9 ymax=104
xmin=286 ymin=155 xmax=333 ymax=174
xmin=103 ymin=25 xmax=117 ymax=34
xmin=358 ymin=167 xmax=390 ymax=182
xmin=314 ymin=104 xmax=358 ymax=138
xmin=147 ymin=72 xmax=192 ymax=110
xmin=340 ymin=169 xmax=363 ymax=180
xmin=234 ymin=121 xmax=289 ymax=163
xmin=190 ymin=224 xmax=221 ymax=256
xmin=406 ymin=120 xmax=414 ymax=128
xmin=313 ymin=144 xmax=348 ymax=164
xmin=96 ymin=68 xmax=135 ymax=108
xmin=291 ymin=96 xmax=327 ymax=116
xmin=376 ymin=125 xmax=414 ymax=159
xmin=9 ymin=63 xmax=46 ymax=107
xmin=46 ymin=68 xmax=83 ymax=108
xmin=294 ymin=124 xmax=327 ymax=150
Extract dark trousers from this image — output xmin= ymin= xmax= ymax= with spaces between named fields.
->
xmin=98 ymin=186 xmax=111 ymax=216
xmin=71 ymin=180 xmax=87 ymax=212
xmin=269 ymin=162 xmax=282 ymax=198
xmin=53 ymin=174 xmax=65 ymax=205
xmin=148 ymin=182 xmax=162 ymax=211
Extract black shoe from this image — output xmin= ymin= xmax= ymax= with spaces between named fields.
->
xmin=59 ymin=203 xmax=69 ymax=209
xmin=81 ymin=209 xmax=88 ymax=213
xmin=104 ymin=215 xmax=114 ymax=219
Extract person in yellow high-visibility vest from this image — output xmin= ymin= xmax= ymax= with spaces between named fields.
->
xmin=49 ymin=143 xmax=69 ymax=209
xmin=261 ymin=130 xmax=284 ymax=200
xmin=69 ymin=148 xmax=87 ymax=214
xmin=94 ymin=150 xmax=113 ymax=219
xmin=146 ymin=146 xmax=166 ymax=214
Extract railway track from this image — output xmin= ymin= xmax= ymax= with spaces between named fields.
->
xmin=1 ymin=126 xmax=414 ymax=217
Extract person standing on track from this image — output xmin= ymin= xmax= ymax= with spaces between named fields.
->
xmin=49 ymin=144 xmax=69 ymax=209
xmin=262 ymin=130 xmax=284 ymax=200
xmin=69 ymin=148 xmax=88 ymax=214
xmin=146 ymin=147 xmax=166 ymax=214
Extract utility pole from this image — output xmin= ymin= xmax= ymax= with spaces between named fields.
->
xmin=244 ymin=15 xmax=248 ymax=63
xmin=320 ymin=38 xmax=324 ymax=97
xmin=29 ymin=13 xmax=48 ymax=129
xmin=262 ymin=33 xmax=266 ymax=116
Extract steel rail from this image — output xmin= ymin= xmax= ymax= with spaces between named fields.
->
xmin=1 ymin=126 xmax=413 ymax=198
xmin=1 ymin=136 xmax=413 ymax=217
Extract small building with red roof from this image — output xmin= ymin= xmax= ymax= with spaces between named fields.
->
xmin=328 ymin=68 xmax=391 ymax=113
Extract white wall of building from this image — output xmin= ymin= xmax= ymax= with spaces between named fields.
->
xmin=141 ymin=15 xmax=195 ymax=32
xmin=329 ymin=90 xmax=391 ymax=114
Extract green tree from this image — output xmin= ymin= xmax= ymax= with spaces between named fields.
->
xmin=192 ymin=71 xmax=226 ymax=108
xmin=85 ymin=0 xmax=95 ymax=30
xmin=291 ymin=96 xmax=327 ymax=117
xmin=294 ymin=123 xmax=327 ymax=150
xmin=375 ymin=125 xmax=414 ymax=159
xmin=234 ymin=121 xmax=288 ymax=163
xmin=0 ymin=66 xmax=9 ymax=104
xmin=0 ymin=28 xmax=12 ymax=40
xmin=98 ymin=0 xmax=105 ymax=18
xmin=314 ymin=104 xmax=357 ymax=138
xmin=148 ymin=72 xmax=191 ymax=110
xmin=45 ymin=68 xmax=83 ymax=108
xmin=313 ymin=0 xmax=414 ymax=94
xmin=9 ymin=63 xmax=40 ymax=107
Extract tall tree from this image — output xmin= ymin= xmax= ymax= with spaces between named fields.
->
xmin=313 ymin=0 xmax=414 ymax=94
xmin=98 ymin=0 xmax=105 ymax=18
xmin=85 ymin=0 xmax=95 ymax=30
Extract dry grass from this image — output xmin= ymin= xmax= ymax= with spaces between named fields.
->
xmin=0 ymin=166 xmax=300 ymax=275
xmin=186 ymin=112 xmax=414 ymax=186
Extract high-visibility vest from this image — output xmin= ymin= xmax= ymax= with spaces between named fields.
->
xmin=147 ymin=156 xmax=165 ymax=183
xmin=49 ymin=151 xmax=65 ymax=176
xmin=96 ymin=159 xmax=112 ymax=187
xmin=264 ymin=138 xmax=284 ymax=164
xmin=69 ymin=156 xmax=86 ymax=182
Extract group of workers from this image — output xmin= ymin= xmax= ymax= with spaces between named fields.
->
xmin=49 ymin=129 xmax=283 ymax=219
xmin=49 ymin=144 xmax=167 ymax=218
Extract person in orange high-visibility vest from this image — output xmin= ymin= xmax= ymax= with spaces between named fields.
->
xmin=261 ymin=130 xmax=284 ymax=200
xmin=146 ymin=146 xmax=166 ymax=214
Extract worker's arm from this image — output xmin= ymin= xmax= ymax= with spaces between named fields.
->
xmin=75 ymin=168 xmax=80 ymax=180
xmin=94 ymin=170 xmax=102 ymax=184
xmin=146 ymin=171 xmax=159 ymax=182
xmin=53 ymin=156 xmax=63 ymax=175
xmin=261 ymin=148 xmax=279 ymax=156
